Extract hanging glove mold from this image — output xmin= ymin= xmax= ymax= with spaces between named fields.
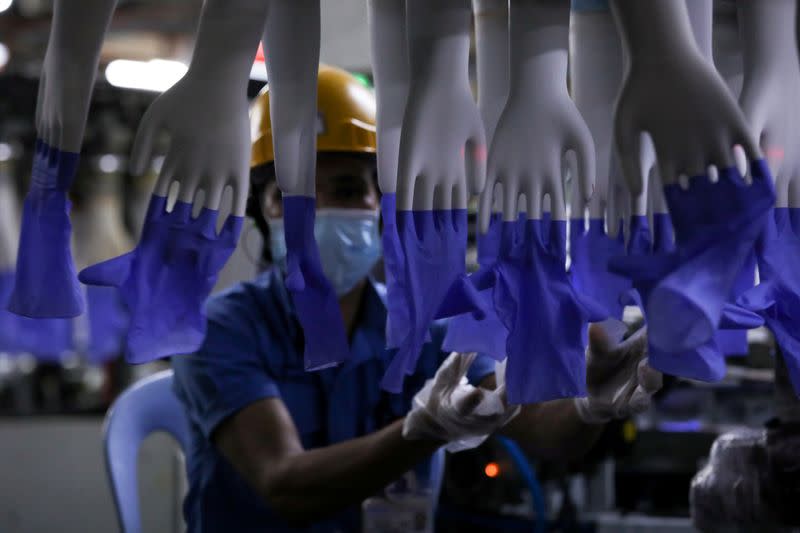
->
xmin=738 ymin=208 xmax=800 ymax=395
xmin=9 ymin=141 xmax=84 ymax=318
xmin=79 ymin=195 xmax=242 ymax=363
xmin=282 ymin=196 xmax=351 ymax=370
xmin=570 ymin=217 xmax=630 ymax=320
xmin=610 ymin=0 xmax=773 ymax=354
xmin=385 ymin=0 xmax=488 ymax=391
xmin=620 ymin=213 xmax=763 ymax=382
xmin=461 ymin=0 xmax=602 ymax=404
xmin=368 ymin=0 xmax=412 ymax=351
xmin=101 ymin=0 xmax=269 ymax=362
xmin=733 ymin=0 xmax=800 ymax=381
xmin=17 ymin=0 xmax=122 ymax=318
xmin=611 ymin=162 xmax=774 ymax=354
xmin=442 ymin=213 xmax=509 ymax=361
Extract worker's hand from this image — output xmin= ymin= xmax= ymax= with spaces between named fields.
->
xmin=404 ymin=353 xmax=519 ymax=452
xmin=574 ymin=320 xmax=662 ymax=424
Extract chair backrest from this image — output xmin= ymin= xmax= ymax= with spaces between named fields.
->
xmin=104 ymin=369 xmax=190 ymax=533
xmin=429 ymin=447 xmax=446 ymax=510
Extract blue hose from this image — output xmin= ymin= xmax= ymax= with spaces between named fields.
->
xmin=497 ymin=436 xmax=547 ymax=533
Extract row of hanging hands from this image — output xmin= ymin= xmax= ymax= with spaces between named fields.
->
xmin=4 ymin=139 xmax=794 ymax=406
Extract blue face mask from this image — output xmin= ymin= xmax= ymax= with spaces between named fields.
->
xmin=269 ymin=208 xmax=382 ymax=296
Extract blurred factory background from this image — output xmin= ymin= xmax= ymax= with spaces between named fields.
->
xmin=0 ymin=1 xmax=789 ymax=532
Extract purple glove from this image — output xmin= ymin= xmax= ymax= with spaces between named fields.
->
xmin=0 ymin=270 xmax=73 ymax=360
xmin=85 ymin=286 xmax=129 ymax=364
xmin=495 ymin=219 xmax=606 ymax=405
xmin=611 ymin=161 xmax=774 ymax=353
xmin=282 ymin=196 xmax=350 ymax=370
xmin=382 ymin=209 xmax=485 ymax=393
xmin=9 ymin=140 xmax=83 ymax=318
xmin=570 ymin=218 xmax=630 ymax=320
xmin=79 ymin=195 xmax=242 ymax=363
xmin=381 ymin=194 xmax=411 ymax=350
xmin=738 ymin=208 xmax=800 ymax=395
xmin=715 ymin=252 xmax=756 ymax=357
xmin=442 ymin=213 xmax=509 ymax=361
xmin=621 ymin=214 xmax=762 ymax=382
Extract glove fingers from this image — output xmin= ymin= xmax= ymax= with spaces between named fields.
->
xmin=638 ymin=357 xmax=663 ymax=394
xmin=591 ymin=319 xmax=629 ymax=346
xmin=432 ymin=352 xmax=476 ymax=394
xmin=736 ymin=281 xmax=777 ymax=314
xmin=719 ymin=302 xmax=764 ymax=330
xmin=284 ymin=254 xmax=306 ymax=291
xmin=78 ymin=252 xmax=134 ymax=287
xmin=452 ymin=387 xmax=485 ymax=416
xmin=494 ymin=358 xmax=508 ymax=389
xmin=588 ymin=320 xmax=647 ymax=372
xmin=619 ymin=287 xmax=644 ymax=309
xmin=628 ymin=385 xmax=652 ymax=416
xmin=435 ymin=275 xmax=487 ymax=320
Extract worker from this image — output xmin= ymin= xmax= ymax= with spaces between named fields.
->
xmin=171 ymin=65 xmax=661 ymax=532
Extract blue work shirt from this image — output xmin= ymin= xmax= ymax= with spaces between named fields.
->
xmin=171 ymin=267 xmax=496 ymax=533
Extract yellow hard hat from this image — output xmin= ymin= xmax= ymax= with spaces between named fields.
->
xmin=250 ymin=64 xmax=377 ymax=168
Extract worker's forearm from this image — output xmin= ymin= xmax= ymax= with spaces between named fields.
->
xmin=501 ymin=399 xmax=604 ymax=462
xmin=265 ymin=419 xmax=441 ymax=524
xmin=610 ymin=0 xmax=698 ymax=62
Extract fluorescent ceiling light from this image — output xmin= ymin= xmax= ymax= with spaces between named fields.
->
xmin=0 ymin=143 xmax=12 ymax=162
xmin=0 ymin=42 xmax=8 ymax=69
xmin=0 ymin=0 xmax=12 ymax=14
xmin=98 ymin=154 xmax=121 ymax=173
xmin=105 ymin=59 xmax=188 ymax=93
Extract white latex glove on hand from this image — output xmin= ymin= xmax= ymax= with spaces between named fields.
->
xmin=574 ymin=320 xmax=663 ymax=424
xmin=403 ymin=353 xmax=519 ymax=452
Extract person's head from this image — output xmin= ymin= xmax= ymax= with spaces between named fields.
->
xmin=248 ymin=65 xmax=380 ymax=296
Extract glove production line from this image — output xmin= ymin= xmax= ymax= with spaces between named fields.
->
xmin=0 ymin=0 xmax=799 ymax=532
